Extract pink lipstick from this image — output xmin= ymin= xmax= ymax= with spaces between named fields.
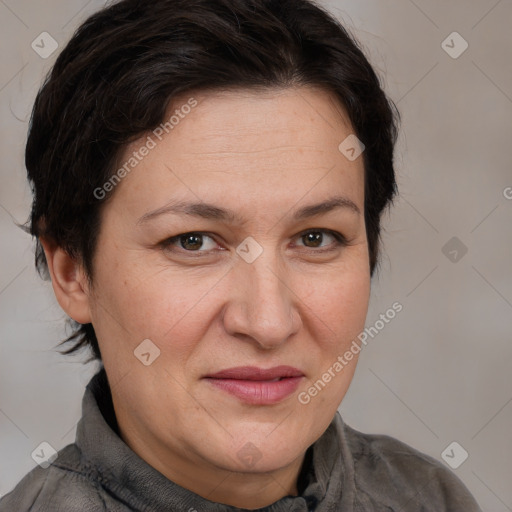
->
xmin=204 ymin=366 xmax=304 ymax=405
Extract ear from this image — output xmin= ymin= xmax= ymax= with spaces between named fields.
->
xmin=40 ymin=237 xmax=92 ymax=324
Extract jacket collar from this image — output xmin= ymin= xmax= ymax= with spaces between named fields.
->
xmin=77 ymin=367 xmax=354 ymax=511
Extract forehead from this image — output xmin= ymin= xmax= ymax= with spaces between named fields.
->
xmin=167 ymin=85 xmax=354 ymax=149
xmin=109 ymin=86 xmax=364 ymax=221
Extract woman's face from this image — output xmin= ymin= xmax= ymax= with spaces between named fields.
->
xmin=87 ymin=86 xmax=370 ymax=501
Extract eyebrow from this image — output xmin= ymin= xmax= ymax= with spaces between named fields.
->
xmin=137 ymin=195 xmax=360 ymax=225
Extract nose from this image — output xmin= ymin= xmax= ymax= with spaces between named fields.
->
xmin=221 ymin=253 xmax=302 ymax=350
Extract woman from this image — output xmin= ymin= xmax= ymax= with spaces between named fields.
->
xmin=0 ymin=0 xmax=482 ymax=510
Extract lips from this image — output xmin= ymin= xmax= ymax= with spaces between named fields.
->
xmin=204 ymin=366 xmax=304 ymax=405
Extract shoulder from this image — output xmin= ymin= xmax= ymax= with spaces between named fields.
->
xmin=340 ymin=420 xmax=482 ymax=511
xmin=0 ymin=444 xmax=107 ymax=512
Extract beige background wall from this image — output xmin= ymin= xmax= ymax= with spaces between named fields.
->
xmin=0 ymin=0 xmax=511 ymax=509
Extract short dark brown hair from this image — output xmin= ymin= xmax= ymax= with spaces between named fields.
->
xmin=25 ymin=0 xmax=400 ymax=361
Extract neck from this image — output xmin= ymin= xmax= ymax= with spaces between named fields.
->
xmin=118 ymin=420 xmax=306 ymax=509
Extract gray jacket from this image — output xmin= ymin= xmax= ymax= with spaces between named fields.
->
xmin=0 ymin=368 xmax=482 ymax=511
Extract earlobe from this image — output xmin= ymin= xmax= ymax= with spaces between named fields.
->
xmin=40 ymin=238 xmax=92 ymax=325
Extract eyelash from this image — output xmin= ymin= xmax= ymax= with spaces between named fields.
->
xmin=160 ymin=229 xmax=347 ymax=257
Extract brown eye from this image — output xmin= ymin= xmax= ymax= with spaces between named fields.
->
xmin=296 ymin=229 xmax=345 ymax=250
xmin=180 ymin=233 xmax=203 ymax=250
xmin=302 ymin=231 xmax=324 ymax=248
xmin=162 ymin=232 xmax=218 ymax=253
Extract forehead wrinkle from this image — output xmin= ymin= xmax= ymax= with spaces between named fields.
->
xmin=180 ymin=144 xmax=322 ymax=156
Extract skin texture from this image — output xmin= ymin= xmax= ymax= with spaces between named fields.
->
xmin=42 ymin=86 xmax=370 ymax=509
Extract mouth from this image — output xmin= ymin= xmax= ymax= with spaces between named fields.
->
xmin=203 ymin=366 xmax=304 ymax=405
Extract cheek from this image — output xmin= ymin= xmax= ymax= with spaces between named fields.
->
xmin=300 ymin=261 xmax=370 ymax=344
xmin=298 ymin=269 xmax=369 ymax=412
xmin=93 ymin=258 xmax=224 ymax=357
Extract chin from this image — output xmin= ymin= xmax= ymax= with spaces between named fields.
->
xmin=211 ymin=428 xmax=308 ymax=473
